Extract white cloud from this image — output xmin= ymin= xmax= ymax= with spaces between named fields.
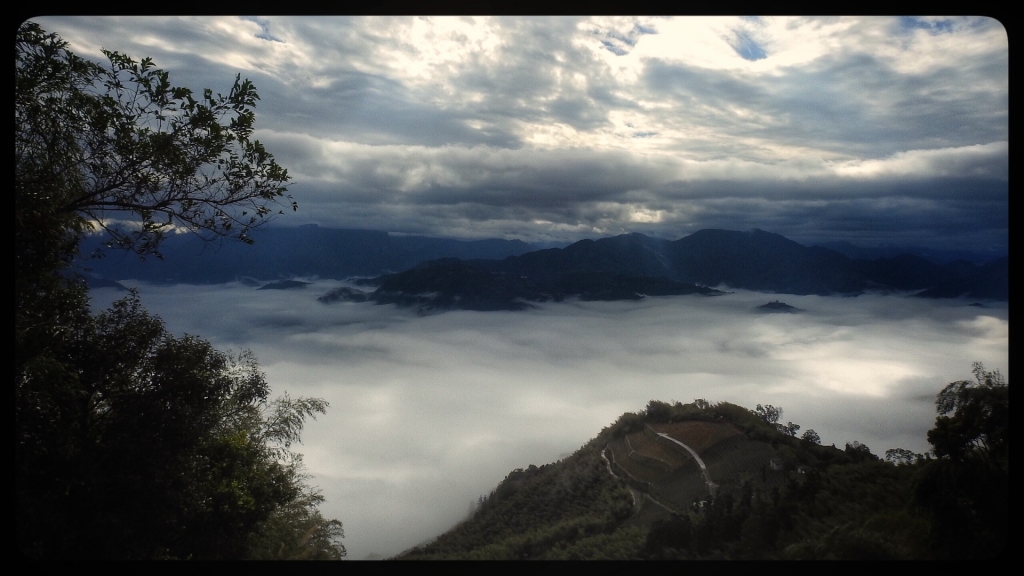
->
xmin=832 ymin=142 xmax=1008 ymax=179
xmin=89 ymin=282 xmax=1008 ymax=559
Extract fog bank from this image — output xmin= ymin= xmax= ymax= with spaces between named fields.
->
xmin=90 ymin=282 xmax=1008 ymax=559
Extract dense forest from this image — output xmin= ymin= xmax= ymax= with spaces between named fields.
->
xmin=402 ymin=365 xmax=1007 ymax=560
xmin=15 ymin=22 xmax=345 ymax=559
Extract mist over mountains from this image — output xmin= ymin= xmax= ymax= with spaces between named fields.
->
xmin=344 ymin=229 xmax=1007 ymax=309
xmin=76 ymin=224 xmax=549 ymax=284
xmin=77 ymin=226 xmax=1007 ymax=304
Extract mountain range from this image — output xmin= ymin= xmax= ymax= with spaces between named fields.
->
xmin=76 ymin=226 xmax=1007 ymax=304
xmin=330 ymin=229 xmax=1008 ymax=310
xmin=74 ymin=224 xmax=548 ymax=285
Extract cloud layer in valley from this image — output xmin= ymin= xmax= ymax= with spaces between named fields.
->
xmin=89 ymin=282 xmax=1009 ymax=559
xmin=36 ymin=16 xmax=1007 ymax=251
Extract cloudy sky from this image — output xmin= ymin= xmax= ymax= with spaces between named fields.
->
xmin=90 ymin=281 xmax=1009 ymax=559
xmin=34 ymin=16 xmax=1007 ymax=250
xmin=36 ymin=15 xmax=1009 ymax=560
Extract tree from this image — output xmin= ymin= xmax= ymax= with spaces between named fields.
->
xmin=884 ymin=448 xmax=921 ymax=466
xmin=844 ymin=441 xmax=878 ymax=462
xmin=246 ymin=479 xmax=347 ymax=560
xmin=16 ymin=20 xmax=293 ymax=264
xmin=646 ymin=400 xmax=672 ymax=422
xmin=927 ymin=362 xmax=1007 ymax=468
xmin=913 ymin=362 xmax=1008 ymax=559
xmin=16 ymin=21 xmax=295 ymax=390
xmin=15 ymin=23 xmax=342 ymax=560
xmin=16 ymin=292 xmax=345 ymax=559
xmin=754 ymin=404 xmax=782 ymax=425
xmin=754 ymin=404 xmax=797 ymax=436
xmin=801 ymin=429 xmax=821 ymax=445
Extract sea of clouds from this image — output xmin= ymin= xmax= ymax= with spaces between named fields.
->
xmin=89 ymin=280 xmax=1008 ymax=559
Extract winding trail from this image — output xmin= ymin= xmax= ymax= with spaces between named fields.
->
xmin=653 ymin=431 xmax=718 ymax=499
xmin=600 ymin=448 xmax=635 ymax=506
xmin=601 ymin=446 xmax=679 ymax=515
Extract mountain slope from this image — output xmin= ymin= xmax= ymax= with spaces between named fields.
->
xmin=331 ymin=258 xmax=723 ymax=313
xmin=81 ymin=226 xmax=1007 ymax=302
xmin=667 ymin=229 xmax=865 ymax=294
xmin=324 ymin=229 xmax=1006 ymax=311
xmin=399 ymin=400 xmax=956 ymax=560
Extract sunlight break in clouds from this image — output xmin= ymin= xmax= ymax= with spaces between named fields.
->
xmin=35 ymin=16 xmax=1007 ymax=249
xmin=832 ymin=142 xmax=1008 ymax=179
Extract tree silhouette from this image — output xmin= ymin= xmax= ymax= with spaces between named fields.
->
xmin=15 ymin=22 xmax=342 ymax=560
xmin=801 ymin=429 xmax=821 ymax=444
xmin=16 ymin=21 xmax=293 ymax=262
xmin=913 ymin=362 xmax=1007 ymax=558
xmin=928 ymin=362 xmax=1007 ymax=468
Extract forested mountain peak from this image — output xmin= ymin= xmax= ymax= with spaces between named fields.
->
xmin=401 ymin=383 xmax=1007 ymax=560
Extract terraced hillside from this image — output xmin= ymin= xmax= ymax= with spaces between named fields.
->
xmin=400 ymin=391 xmax=1005 ymax=560
xmin=606 ymin=426 xmax=693 ymax=486
xmin=649 ymin=420 xmax=742 ymax=451
xmin=605 ymin=419 xmax=781 ymax=513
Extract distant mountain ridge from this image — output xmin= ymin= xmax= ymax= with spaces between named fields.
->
xmin=455 ymin=228 xmax=1006 ymax=301
xmin=814 ymin=240 xmax=1007 ymax=266
xmin=75 ymin=225 xmax=543 ymax=284
xmin=78 ymin=226 xmax=1007 ymax=302
xmin=329 ymin=258 xmax=722 ymax=312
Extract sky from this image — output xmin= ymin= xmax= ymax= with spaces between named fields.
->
xmin=32 ymin=16 xmax=1008 ymax=251
xmin=90 ymin=281 xmax=1009 ymax=560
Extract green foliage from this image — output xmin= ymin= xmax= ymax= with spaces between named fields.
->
xmin=246 ymin=478 xmax=347 ymax=560
xmin=884 ymin=448 xmax=922 ymax=466
xmin=404 ymin=362 xmax=1008 ymax=561
xmin=843 ymin=441 xmax=878 ymax=462
xmin=752 ymin=404 xmax=805 ymax=437
xmin=16 ymin=292 xmax=345 ymax=559
xmin=800 ymin=429 xmax=820 ymax=444
xmin=753 ymin=404 xmax=782 ymax=425
xmin=401 ymin=446 xmax=636 ymax=560
xmin=780 ymin=421 xmax=800 ymax=437
xmin=912 ymin=456 xmax=1007 ymax=559
xmin=645 ymin=400 xmax=673 ymax=423
xmin=15 ymin=22 xmax=341 ymax=560
xmin=16 ymin=21 xmax=293 ymax=260
xmin=927 ymin=362 xmax=1007 ymax=467
xmin=912 ymin=362 xmax=1008 ymax=559
xmin=604 ymin=411 xmax=646 ymax=439
xmin=408 ymin=382 xmax=1008 ymax=561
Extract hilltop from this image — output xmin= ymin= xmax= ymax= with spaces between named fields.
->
xmin=399 ymin=392 xmax=1006 ymax=560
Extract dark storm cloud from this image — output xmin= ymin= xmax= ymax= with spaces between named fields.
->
xmin=36 ymin=15 xmax=1007 ymax=248
xmin=643 ymin=51 xmax=1006 ymax=158
xmin=268 ymin=128 xmax=1004 ymax=246
xmin=776 ymin=56 xmax=1006 ymax=154
xmin=252 ymin=68 xmax=525 ymax=149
